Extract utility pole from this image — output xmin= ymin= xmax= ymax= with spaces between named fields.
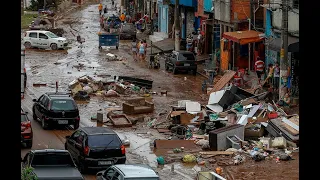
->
xmin=280 ymin=0 xmax=289 ymax=100
xmin=174 ymin=0 xmax=180 ymax=51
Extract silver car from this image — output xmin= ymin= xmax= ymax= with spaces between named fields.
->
xmin=96 ymin=164 xmax=159 ymax=180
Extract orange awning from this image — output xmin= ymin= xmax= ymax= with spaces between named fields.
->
xmin=223 ymin=30 xmax=265 ymax=45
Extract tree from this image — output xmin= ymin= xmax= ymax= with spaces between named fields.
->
xmin=27 ymin=0 xmax=62 ymax=11
xmin=21 ymin=167 xmax=38 ymax=180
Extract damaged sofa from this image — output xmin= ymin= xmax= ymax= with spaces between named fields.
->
xmin=122 ymin=97 xmax=154 ymax=114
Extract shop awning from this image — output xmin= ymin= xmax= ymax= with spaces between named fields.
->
xmin=223 ymin=30 xmax=265 ymax=45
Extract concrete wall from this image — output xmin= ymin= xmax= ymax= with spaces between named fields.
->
xmin=272 ymin=9 xmax=299 ymax=37
xmin=186 ymin=9 xmax=195 ymax=36
xmin=214 ymin=0 xmax=231 ymax=23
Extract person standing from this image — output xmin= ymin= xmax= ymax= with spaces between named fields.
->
xmin=273 ymin=62 xmax=280 ymax=92
xmin=98 ymin=3 xmax=103 ymax=15
xmin=254 ymin=57 xmax=265 ymax=84
xmin=131 ymin=39 xmax=137 ymax=61
xmin=138 ymin=41 xmax=145 ymax=61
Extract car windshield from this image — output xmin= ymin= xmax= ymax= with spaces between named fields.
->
xmin=31 ymin=153 xmax=74 ymax=166
xmin=51 ymin=100 xmax=76 ymax=111
xmin=21 ymin=114 xmax=27 ymax=122
xmin=45 ymin=32 xmax=59 ymax=38
xmin=178 ymin=53 xmax=195 ymax=61
xmin=88 ymin=135 xmax=121 ymax=148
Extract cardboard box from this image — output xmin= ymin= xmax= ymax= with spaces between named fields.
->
xmin=244 ymin=125 xmax=265 ymax=138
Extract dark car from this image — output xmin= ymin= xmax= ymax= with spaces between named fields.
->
xmin=21 ymin=149 xmax=84 ymax=180
xmin=21 ymin=108 xmax=33 ymax=148
xmin=96 ymin=164 xmax=159 ymax=180
xmin=65 ymin=127 xmax=126 ymax=173
xmin=165 ymin=51 xmax=197 ymax=75
xmin=32 ymin=92 xmax=80 ymax=130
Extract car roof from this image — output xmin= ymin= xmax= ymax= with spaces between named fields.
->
xmin=81 ymin=127 xmax=116 ymax=135
xmin=45 ymin=92 xmax=73 ymax=99
xmin=113 ymin=164 xmax=159 ymax=178
xmin=26 ymin=30 xmax=50 ymax=33
xmin=31 ymin=149 xmax=69 ymax=154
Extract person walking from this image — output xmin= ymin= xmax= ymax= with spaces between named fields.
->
xmin=273 ymin=62 xmax=280 ymax=92
xmin=254 ymin=57 xmax=265 ymax=84
xmin=138 ymin=41 xmax=145 ymax=61
xmin=98 ymin=3 xmax=103 ymax=15
xmin=131 ymin=39 xmax=137 ymax=61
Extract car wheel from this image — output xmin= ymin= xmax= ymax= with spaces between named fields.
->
xmin=74 ymin=122 xmax=79 ymax=130
xmin=24 ymin=42 xmax=32 ymax=49
xmin=41 ymin=118 xmax=49 ymax=130
xmin=78 ymin=161 xmax=87 ymax=174
xmin=25 ymin=140 xmax=32 ymax=148
xmin=50 ymin=43 xmax=58 ymax=50
xmin=193 ymin=69 xmax=197 ymax=76
xmin=173 ymin=66 xmax=178 ymax=74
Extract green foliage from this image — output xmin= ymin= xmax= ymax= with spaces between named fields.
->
xmin=21 ymin=167 xmax=38 ymax=180
xmin=26 ymin=0 xmax=62 ymax=11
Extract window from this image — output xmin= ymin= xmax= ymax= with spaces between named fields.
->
xmin=50 ymin=99 xmax=76 ymax=111
xmin=38 ymin=95 xmax=44 ymax=103
xmin=178 ymin=53 xmax=195 ymax=61
xmin=21 ymin=114 xmax=27 ymax=122
xmin=45 ymin=32 xmax=59 ymax=38
xmin=103 ymin=168 xmax=116 ymax=180
xmin=43 ymin=98 xmax=49 ymax=108
xmin=71 ymin=130 xmax=81 ymax=140
xmin=39 ymin=33 xmax=48 ymax=39
xmin=29 ymin=32 xmax=37 ymax=38
xmin=88 ymin=134 xmax=122 ymax=148
xmin=40 ymin=96 xmax=47 ymax=106
xmin=76 ymin=132 xmax=84 ymax=145
xmin=111 ymin=172 xmax=121 ymax=180
xmin=31 ymin=152 xmax=74 ymax=166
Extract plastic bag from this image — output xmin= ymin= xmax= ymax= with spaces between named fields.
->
xmin=156 ymin=156 xmax=165 ymax=165
xmin=182 ymin=154 xmax=196 ymax=163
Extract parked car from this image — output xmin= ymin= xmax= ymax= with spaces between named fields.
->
xmin=21 ymin=149 xmax=84 ymax=180
xmin=22 ymin=30 xmax=68 ymax=50
xmin=32 ymin=92 xmax=80 ymax=130
xmin=165 ymin=50 xmax=197 ymax=75
xmin=21 ymin=108 xmax=33 ymax=148
xmin=96 ymin=164 xmax=159 ymax=180
xmin=65 ymin=127 xmax=126 ymax=173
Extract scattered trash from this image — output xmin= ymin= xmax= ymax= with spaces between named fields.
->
xmin=182 ymin=154 xmax=196 ymax=163
xmin=157 ymin=156 xmax=165 ymax=165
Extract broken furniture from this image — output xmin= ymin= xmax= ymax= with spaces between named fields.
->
xmin=266 ymin=118 xmax=299 ymax=145
xmin=116 ymin=76 xmax=153 ymax=89
xmin=226 ymin=135 xmax=246 ymax=149
xmin=107 ymin=113 xmax=132 ymax=127
xmin=209 ymin=124 xmax=244 ymax=151
xmin=122 ymin=97 xmax=154 ymax=115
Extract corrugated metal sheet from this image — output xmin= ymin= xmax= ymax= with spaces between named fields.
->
xmin=223 ymin=30 xmax=265 ymax=45
xmin=170 ymin=0 xmax=194 ymax=7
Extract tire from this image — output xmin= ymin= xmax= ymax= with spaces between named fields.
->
xmin=173 ymin=66 xmax=178 ymax=74
xmin=41 ymin=118 xmax=49 ymax=130
xmin=50 ymin=43 xmax=58 ymax=50
xmin=193 ymin=69 xmax=197 ymax=76
xmin=78 ymin=161 xmax=87 ymax=174
xmin=25 ymin=140 xmax=33 ymax=148
xmin=33 ymin=112 xmax=37 ymax=121
xmin=24 ymin=42 xmax=32 ymax=49
xmin=74 ymin=122 xmax=79 ymax=130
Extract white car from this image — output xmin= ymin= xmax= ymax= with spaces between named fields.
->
xmin=22 ymin=30 xmax=68 ymax=50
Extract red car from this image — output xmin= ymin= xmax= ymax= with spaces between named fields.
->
xmin=21 ymin=108 xmax=33 ymax=148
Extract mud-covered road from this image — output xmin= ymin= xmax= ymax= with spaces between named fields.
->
xmin=21 ymin=0 xmax=298 ymax=179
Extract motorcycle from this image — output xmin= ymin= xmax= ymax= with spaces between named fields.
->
xmin=148 ymin=54 xmax=160 ymax=69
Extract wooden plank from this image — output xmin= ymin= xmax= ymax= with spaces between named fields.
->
xmin=199 ymin=151 xmax=234 ymax=155
xmin=281 ymin=123 xmax=299 ymax=136
xmin=171 ymin=111 xmax=186 ymax=117
xmin=207 ymin=70 xmax=236 ymax=94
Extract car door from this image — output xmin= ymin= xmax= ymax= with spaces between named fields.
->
xmin=38 ymin=96 xmax=48 ymax=118
xmin=66 ymin=130 xmax=82 ymax=163
xmin=38 ymin=33 xmax=50 ymax=48
xmin=21 ymin=152 xmax=30 ymax=168
xmin=27 ymin=32 xmax=38 ymax=47
xmin=34 ymin=95 xmax=45 ymax=118
xmin=111 ymin=172 xmax=122 ymax=180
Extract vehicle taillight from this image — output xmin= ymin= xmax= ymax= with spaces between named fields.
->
xmin=44 ymin=116 xmax=49 ymax=120
xmin=121 ymin=145 xmax=125 ymax=154
xmin=84 ymin=146 xmax=90 ymax=156
xmin=21 ymin=122 xmax=31 ymax=129
xmin=24 ymin=68 xmax=26 ymax=73
xmin=76 ymin=116 xmax=80 ymax=121
xmin=176 ymin=61 xmax=181 ymax=65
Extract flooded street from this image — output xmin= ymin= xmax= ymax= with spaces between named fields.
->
xmin=21 ymin=1 xmax=206 ymax=180
xmin=21 ymin=1 xmax=298 ymax=180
